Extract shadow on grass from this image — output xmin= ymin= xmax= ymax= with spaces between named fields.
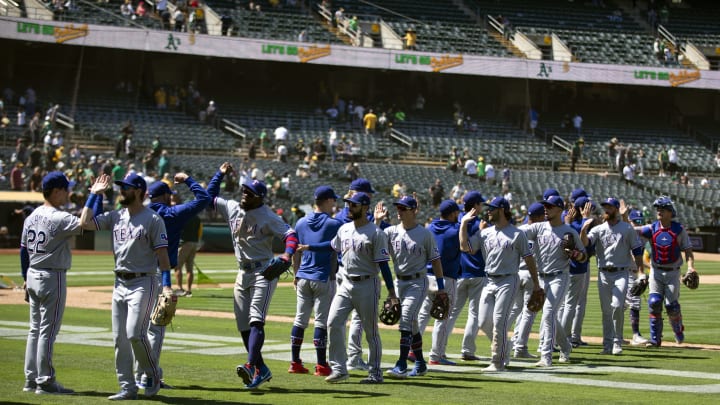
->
xmin=170 ymin=384 xmax=389 ymax=398
xmin=76 ymin=391 xmax=251 ymax=405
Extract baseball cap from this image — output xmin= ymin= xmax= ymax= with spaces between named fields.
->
xmin=542 ymin=195 xmax=565 ymax=209
xmin=629 ymin=209 xmax=643 ymax=224
xmin=484 ymin=196 xmax=510 ymax=211
xmin=463 ymin=191 xmax=485 ymax=207
xmin=394 ymin=195 xmax=418 ymax=209
xmin=570 ymin=188 xmax=589 ymax=203
xmin=349 ymin=178 xmax=375 ymax=193
xmin=115 ymin=173 xmax=147 ymax=195
xmin=543 ymin=188 xmax=560 ymax=200
xmin=241 ymin=179 xmax=267 ymax=198
xmin=527 ymin=202 xmax=545 ymax=217
xmin=344 ymin=192 xmax=371 ymax=206
xmin=314 ymin=185 xmax=340 ymax=201
xmin=42 ymin=171 xmax=70 ymax=192
xmin=439 ymin=200 xmax=460 ymax=217
xmin=600 ymin=197 xmax=620 ymax=209
xmin=574 ymin=196 xmax=590 ymax=209
xmin=148 ymin=181 xmax=176 ymax=198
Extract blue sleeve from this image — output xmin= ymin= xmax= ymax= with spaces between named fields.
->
xmin=378 ymin=261 xmax=394 ymax=292
xmin=632 ymin=246 xmax=644 ymax=257
xmin=176 ymin=176 xmax=212 ymax=217
xmin=20 ymin=247 xmax=29 ymax=281
xmin=207 ymin=170 xmax=224 ymax=201
xmin=308 ymin=241 xmax=333 ymax=251
xmin=93 ymin=193 xmax=103 ymax=217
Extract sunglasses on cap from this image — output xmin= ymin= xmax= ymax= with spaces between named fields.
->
xmin=396 ymin=206 xmax=412 ymax=211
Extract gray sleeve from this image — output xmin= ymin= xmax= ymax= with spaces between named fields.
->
xmin=94 ymin=211 xmax=116 ymax=231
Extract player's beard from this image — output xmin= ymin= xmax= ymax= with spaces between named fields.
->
xmin=120 ymin=191 xmax=136 ymax=206
xmin=603 ymin=210 xmax=617 ymax=222
xmin=350 ymin=206 xmax=365 ymax=220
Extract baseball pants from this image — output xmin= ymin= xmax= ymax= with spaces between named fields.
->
xmin=447 ymin=277 xmax=488 ymax=357
xmin=598 ymin=269 xmax=629 ymax=350
xmin=509 ymin=270 xmax=536 ymax=352
xmin=294 ymin=278 xmax=336 ymax=330
xmin=416 ymin=276 xmax=457 ymax=362
xmin=477 ymin=274 xmax=519 ymax=367
xmin=396 ymin=275 xmax=429 ymax=334
xmin=649 ymin=267 xmax=681 ymax=305
xmin=538 ymin=273 xmax=571 ymax=362
xmin=233 ymin=269 xmax=278 ymax=331
xmin=560 ymin=271 xmax=590 ymax=343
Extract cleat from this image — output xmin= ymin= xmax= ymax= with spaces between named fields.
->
xmin=144 ymin=377 xmax=161 ymax=397
xmin=428 ymin=358 xmax=456 ymax=366
xmin=513 ymin=350 xmax=537 ymax=359
xmin=408 ymin=361 xmax=427 ymax=377
xmin=482 ymin=362 xmax=505 ymax=372
xmin=461 ymin=354 xmax=482 ymax=361
xmin=631 ymin=334 xmax=648 ymax=346
xmin=108 ymin=390 xmax=138 ymax=400
xmin=599 ymin=348 xmax=612 ymax=355
xmin=236 ymin=363 xmax=255 ymax=386
xmin=325 ymin=371 xmax=350 ymax=383
xmin=314 ymin=364 xmax=332 ymax=376
xmin=535 ymin=359 xmax=552 ymax=367
xmin=646 ymin=339 xmax=661 ymax=348
xmin=571 ymin=340 xmax=588 ymax=348
xmin=386 ymin=365 xmax=408 ymax=379
xmin=612 ymin=343 xmax=623 ymax=355
xmin=359 ymin=375 xmax=383 ymax=384
xmin=288 ymin=361 xmax=309 ymax=374
xmin=246 ymin=364 xmax=272 ymax=389
xmin=185 ymin=291 xmax=193 ymax=298
xmin=35 ymin=381 xmax=74 ymax=395
xmin=174 ymin=289 xmax=187 ymax=297
xmin=675 ymin=333 xmax=685 ymax=344
xmin=347 ymin=358 xmax=369 ymax=371
xmin=23 ymin=381 xmax=37 ymax=392
xmin=559 ymin=353 xmax=570 ymax=363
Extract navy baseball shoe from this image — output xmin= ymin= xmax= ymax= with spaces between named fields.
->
xmin=237 ymin=363 xmax=255 ymax=386
xmin=246 ymin=364 xmax=272 ymax=389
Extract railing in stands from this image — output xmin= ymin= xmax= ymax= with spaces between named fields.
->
xmin=389 ymin=127 xmax=412 ymax=148
xmin=222 ymin=118 xmax=246 ymax=141
xmin=56 ymin=112 xmax=75 ymax=130
xmin=552 ymin=134 xmax=571 ymax=153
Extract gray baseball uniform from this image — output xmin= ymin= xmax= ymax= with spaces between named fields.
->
xmin=586 ymin=220 xmax=643 ymax=351
xmin=469 ymin=224 xmax=531 ymax=368
xmin=523 ymin=221 xmax=584 ymax=364
xmin=508 ymin=224 xmax=538 ymax=355
xmin=94 ymin=207 xmax=168 ymax=394
xmin=328 ymin=221 xmax=390 ymax=380
xmin=22 ymin=205 xmax=82 ymax=388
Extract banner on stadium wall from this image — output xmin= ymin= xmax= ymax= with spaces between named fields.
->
xmin=2 ymin=17 xmax=719 ymax=90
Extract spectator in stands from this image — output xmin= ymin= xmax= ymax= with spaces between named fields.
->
xmin=333 ymin=7 xmax=344 ymax=28
xmin=363 ymin=109 xmax=377 ymax=135
xmin=1 ymin=112 xmax=10 ymax=129
xmin=663 ymin=47 xmax=674 ymax=65
xmin=714 ymin=151 xmax=720 ymax=173
xmin=658 ymin=145 xmax=669 ymax=177
xmin=27 ymin=166 xmax=42 ymax=192
xmin=348 ymin=16 xmax=358 ymax=33
xmin=155 ymin=87 xmax=167 ymax=110
xmin=429 ymin=179 xmax=444 ymax=208
xmin=679 ymin=172 xmax=689 ymax=186
xmin=635 ymin=147 xmax=645 ymax=177
xmin=277 ymin=141 xmax=288 ymax=163
xmin=501 ymin=167 xmax=511 ymax=193
xmin=345 ymin=162 xmax=360 ymax=181
xmin=403 ymin=28 xmax=417 ymax=50
xmin=220 ymin=12 xmax=233 ymax=36
xmin=298 ymin=30 xmax=308 ymax=42
xmin=206 ymin=100 xmax=217 ymax=127
xmin=615 ymin=143 xmax=627 ymax=175
xmin=17 ymin=106 xmax=26 ymax=127
xmin=392 ymin=181 xmax=405 ymax=199
xmin=528 ymin=107 xmax=539 ymax=136
xmin=136 ymin=1 xmax=149 ymax=18
xmin=653 ymin=38 xmax=662 ymax=61
xmin=327 ymin=127 xmax=338 ymax=162
xmin=606 ymin=137 xmax=618 ymax=169
xmin=659 ymin=5 xmax=669 ymax=25
xmin=647 ymin=8 xmax=657 ymax=29
xmin=623 ymin=163 xmax=635 ymax=185
xmin=274 ymin=125 xmax=289 ymax=145
xmin=700 ymin=177 xmax=709 ymax=188
xmin=572 ymin=113 xmax=583 ymax=136
xmin=120 ymin=0 xmax=134 ymax=18
xmin=485 ymin=160 xmax=496 ymax=185
xmin=353 ymin=103 xmax=365 ymax=128
xmin=451 ymin=181 xmax=465 ymax=203
xmin=464 ymin=155 xmax=477 ymax=177
xmin=173 ymin=8 xmax=186 ymax=32
xmin=10 ymin=162 xmax=24 ymax=191
xmin=477 ymin=156 xmax=486 ymax=182
xmin=667 ymin=145 xmax=679 ymax=178
xmin=446 ymin=146 xmax=459 ymax=172
xmin=125 ymin=134 xmax=136 ymax=161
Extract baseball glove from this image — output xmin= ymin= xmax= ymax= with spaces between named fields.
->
xmin=151 ymin=290 xmax=178 ymax=326
xmin=630 ymin=277 xmax=648 ymax=296
xmin=526 ymin=288 xmax=545 ymax=312
xmin=379 ymin=297 xmax=400 ymax=325
xmin=682 ymin=271 xmax=699 ymax=290
xmin=430 ymin=291 xmax=450 ymax=320
xmin=261 ymin=257 xmax=291 ymax=280
xmin=561 ymin=232 xmax=581 ymax=259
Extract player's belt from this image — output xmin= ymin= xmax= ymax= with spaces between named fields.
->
xmin=240 ymin=261 xmax=264 ymax=271
xmin=487 ymin=273 xmax=511 ymax=279
xmin=654 ymin=266 xmax=679 ymax=271
xmin=599 ymin=266 xmax=628 ymax=273
xmin=346 ymin=274 xmax=373 ymax=282
xmin=397 ymin=272 xmax=424 ymax=281
xmin=115 ymin=272 xmax=149 ymax=280
xmin=539 ymin=271 xmax=563 ymax=278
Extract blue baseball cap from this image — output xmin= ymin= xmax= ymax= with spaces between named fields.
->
xmin=543 ymin=188 xmax=560 ymax=200
xmin=570 ymin=188 xmax=589 ymax=203
xmin=115 ymin=173 xmax=147 ymax=195
xmin=439 ymin=200 xmax=460 ymax=217
xmin=542 ymin=195 xmax=565 ymax=209
xmin=394 ymin=195 xmax=418 ymax=209
xmin=600 ymin=197 xmax=620 ymax=209
xmin=242 ymin=179 xmax=267 ymax=198
xmin=629 ymin=209 xmax=643 ymax=224
xmin=314 ymin=185 xmax=340 ymax=201
xmin=344 ymin=192 xmax=371 ymax=206
xmin=148 ymin=181 xmax=176 ymax=198
xmin=349 ymin=178 xmax=375 ymax=193
xmin=463 ymin=191 xmax=485 ymax=207
xmin=484 ymin=196 xmax=510 ymax=211
xmin=574 ymin=196 xmax=590 ymax=209
xmin=42 ymin=171 xmax=70 ymax=192
xmin=528 ymin=202 xmax=545 ymax=217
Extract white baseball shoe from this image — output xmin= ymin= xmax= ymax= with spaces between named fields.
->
xmin=482 ymin=362 xmax=506 ymax=372
xmin=535 ymin=359 xmax=552 ymax=367
xmin=559 ymin=353 xmax=570 ymax=363
xmin=631 ymin=334 xmax=648 ymax=346
xmin=612 ymin=343 xmax=623 ymax=355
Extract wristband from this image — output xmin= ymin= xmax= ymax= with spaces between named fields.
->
xmin=85 ymin=193 xmax=99 ymax=209
xmin=436 ymin=277 xmax=445 ymax=290
xmin=161 ymin=270 xmax=172 ymax=288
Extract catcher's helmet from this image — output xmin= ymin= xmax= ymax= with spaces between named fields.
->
xmin=379 ymin=299 xmax=400 ymax=325
xmin=653 ymin=196 xmax=676 ymax=218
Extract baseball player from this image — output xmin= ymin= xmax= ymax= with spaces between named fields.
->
xmin=508 ymin=202 xmax=544 ymax=359
xmin=560 ymin=196 xmax=596 ymax=348
xmin=633 ymin=197 xmax=696 ymax=347
xmin=137 ymin=173 xmax=210 ymax=388
xmin=207 ymin=162 xmax=298 ymax=389
xmin=81 ymin=173 xmax=171 ymax=400
xmin=381 ymin=196 xmax=444 ymax=378
xmin=289 ymin=186 xmax=343 ymax=377
xmin=625 ymin=209 xmax=649 ymax=346
xmin=449 ymin=191 xmax=489 ymax=362
xmin=459 ymin=196 xmax=541 ymax=372
xmin=334 ymin=178 xmax=389 ymax=372
xmin=325 ymin=192 xmax=396 ymax=384
xmin=580 ymin=197 xmax=643 ymax=355
xmin=175 ymin=213 xmax=202 ymax=297
xmin=21 ymin=172 xmax=82 ymax=394
xmin=416 ymin=199 xmax=459 ymax=367
xmin=524 ymin=195 xmax=586 ymax=367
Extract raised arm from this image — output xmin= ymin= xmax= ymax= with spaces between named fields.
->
xmin=459 ymin=208 xmax=478 ymax=253
xmin=80 ymin=174 xmax=110 ymax=230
